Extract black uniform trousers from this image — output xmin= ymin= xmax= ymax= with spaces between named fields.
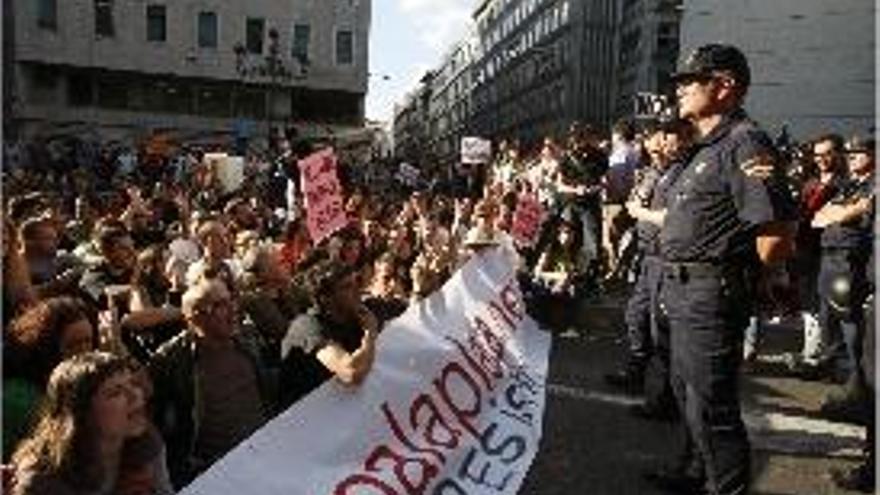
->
xmin=860 ymin=293 xmax=875 ymax=469
xmin=818 ymin=249 xmax=868 ymax=379
xmin=661 ymin=263 xmax=751 ymax=495
xmin=624 ymin=253 xmax=655 ymax=368
xmin=624 ymin=254 xmax=674 ymax=407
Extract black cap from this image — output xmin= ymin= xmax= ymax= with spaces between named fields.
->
xmin=845 ymin=134 xmax=876 ymax=154
xmin=671 ymin=44 xmax=751 ymax=87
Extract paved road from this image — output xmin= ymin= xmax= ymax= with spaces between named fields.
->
xmin=518 ymin=293 xmax=868 ymax=495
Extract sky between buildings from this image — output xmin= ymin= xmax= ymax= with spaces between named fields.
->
xmin=365 ymin=0 xmax=473 ymax=123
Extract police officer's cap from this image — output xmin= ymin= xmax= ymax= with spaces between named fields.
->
xmin=671 ymin=44 xmax=751 ymax=88
xmin=845 ymin=134 xmax=876 ymax=154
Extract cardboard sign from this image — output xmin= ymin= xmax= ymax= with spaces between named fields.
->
xmin=203 ymin=153 xmax=245 ymax=194
xmin=298 ymin=148 xmax=348 ymax=244
xmin=218 ymin=155 xmax=245 ymax=194
xmin=511 ymin=193 xmax=545 ymax=247
xmin=395 ymin=162 xmax=421 ymax=186
xmin=461 ymin=137 xmax=492 ymax=164
xmin=182 ymin=248 xmax=551 ymax=495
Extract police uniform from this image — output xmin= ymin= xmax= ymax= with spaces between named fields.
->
xmin=618 ymin=160 xmax=686 ymax=397
xmin=659 ymin=107 xmax=793 ymax=494
xmin=817 ymin=172 xmax=875 ymax=380
xmin=622 ymin=166 xmax=664 ymax=377
xmin=640 ymin=160 xmax=687 ymax=408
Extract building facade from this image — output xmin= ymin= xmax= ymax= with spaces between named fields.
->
xmin=392 ymin=80 xmax=431 ymax=166
xmin=678 ymin=0 xmax=875 ymax=138
xmin=427 ymin=37 xmax=474 ymax=167
xmin=614 ymin=0 xmax=682 ymax=120
xmin=7 ymin=0 xmax=371 ymax=144
xmin=468 ymin=0 xmax=619 ymax=147
xmin=391 ymin=0 xmax=687 ymax=160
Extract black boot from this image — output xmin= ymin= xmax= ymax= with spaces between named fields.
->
xmin=830 ymin=463 xmax=875 ymax=493
xmin=604 ymin=365 xmax=645 ymax=394
xmin=629 ymin=401 xmax=679 ymax=422
xmin=643 ymin=464 xmax=705 ymax=494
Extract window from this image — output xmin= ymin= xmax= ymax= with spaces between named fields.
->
xmin=292 ymin=23 xmax=310 ymax=61
xmin=197 ymin=85 xmax=232 ymax=117
xmin=32 ymin=65 xmax=57 ymax=90
xmin=97 ymin=73 xmax=128 ymax=109
xmin=145 ymin=79 xmax=193 ymax=114
xmin=37 ymin=0 xmax=57 ymax=30
xmin=68 ymin=71 xmax=94 ymax=107
xmin=336 ymin=30 xmax=354 ymax=65
xmin=198 ymin=12 xmax=218 ymax=48
xmin=146 ymin=5 xmax=166 ymax=42
xmin=246 ymin=17 xmax=265 ymax=54
xmin=95 ymin=0 xmax=114 ymax=38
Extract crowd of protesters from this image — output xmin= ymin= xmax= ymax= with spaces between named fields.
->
xmin=1 ymin=60 xmax=876 ymax=495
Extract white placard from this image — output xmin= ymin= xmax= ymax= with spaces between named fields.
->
xmin=461 ymin=137 xmax=492 ymax=164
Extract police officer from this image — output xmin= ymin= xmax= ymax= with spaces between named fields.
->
xmin=831 ymin=237 xmax=875 ymax=492
xmin=647 ymin=45 xmax=796 ymax=495
xmin=628 ymin=119 xmax=694 ymax=418
xmin=604 ymin=123 xmax=667 ymax=393
xmin=605 ymin=120 xmax=689 ymax=403
xmin=811 ymin=135 xmax=875 ymax=406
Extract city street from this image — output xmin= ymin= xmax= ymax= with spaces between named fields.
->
xmin=520 ymin=291 xmax=867 ymax=495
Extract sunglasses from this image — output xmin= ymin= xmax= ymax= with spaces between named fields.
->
xmin=675 ymin=73 xmax=716 ymax=86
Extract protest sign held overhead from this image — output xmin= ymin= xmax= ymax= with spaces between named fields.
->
xmin=181 ymin=247 xmax=551 ymax=495
xmin=203 ymin=153 xmax=244 ymax=194
xmin=511 ymin=193 xmax=545 ymax=247
xmin=461 ymin=137 xmax=492 ymax=164
xmin=298 ymin=148 xmax=348 ymax=244
xmin=395 ymin=162 xmax=421 ymax=187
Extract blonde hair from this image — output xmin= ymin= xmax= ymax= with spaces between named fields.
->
xmin=181 ymin=278 xmax=227 ymax=318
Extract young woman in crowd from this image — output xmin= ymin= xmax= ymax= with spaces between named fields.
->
xmin=10 ymin=351 xmax=172 ymax=495
xmin=533 ymin=211 xmax=586 ymax=331
xmin=4 ymin=297 xmax=97 ymax=457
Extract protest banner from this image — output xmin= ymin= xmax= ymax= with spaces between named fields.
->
xmin=182 ymin=247 xmax=551 ymax=495
xmin=395 ymin=162 xmax=420 ymax=187
xmin=298 ymin=148 xmax=348 ymax=244
xmin=511 ymin=193 xmax=545 ymax=247
xmin=461 ymin=137 xmax=492 ymax=164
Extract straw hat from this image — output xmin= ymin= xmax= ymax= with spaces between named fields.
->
xmin=462 ymin=224 xmax=499 ymax=248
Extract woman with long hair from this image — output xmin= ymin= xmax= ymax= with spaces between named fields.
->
xmin=10 ymin=352 xmax=171 ymax=495
xmin=4 ymin=297 xmax=96 ymax=458
xmin=533 ymin=212 xmax=586 ymax=331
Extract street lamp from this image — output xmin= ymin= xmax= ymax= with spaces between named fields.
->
xmin=234 ymin=27 xmax=309 ymax=155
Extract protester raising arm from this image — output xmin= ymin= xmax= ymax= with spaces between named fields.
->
xmin=280 ymin=258 xmax=382 ymax=407
xmin=316 ymin=305 xmax=378 ymax=386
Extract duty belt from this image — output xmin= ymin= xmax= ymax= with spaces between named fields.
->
xmin=822 ymin=246 xmax=862 ymax=256
xmin=663 ymin=261 xmax=735 ymax=282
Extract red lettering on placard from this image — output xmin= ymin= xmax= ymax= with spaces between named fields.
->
xmin=334 ymin=474 xmax=400 ymax=495
xmin=364 ymin=444 xmax=440 ymax=494
xmin=381 ymin=402 xmax=445 ymax=464
xmin=433 ymin=361 xmax=483 ymax=440
xmin=411 ymin=394 xmax=462 ymax=451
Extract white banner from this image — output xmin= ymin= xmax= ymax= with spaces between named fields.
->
xmin=182 ymin=248 xmax=551 ymax=495
xmin=461 ymin=137 xmax=492 ymax=164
